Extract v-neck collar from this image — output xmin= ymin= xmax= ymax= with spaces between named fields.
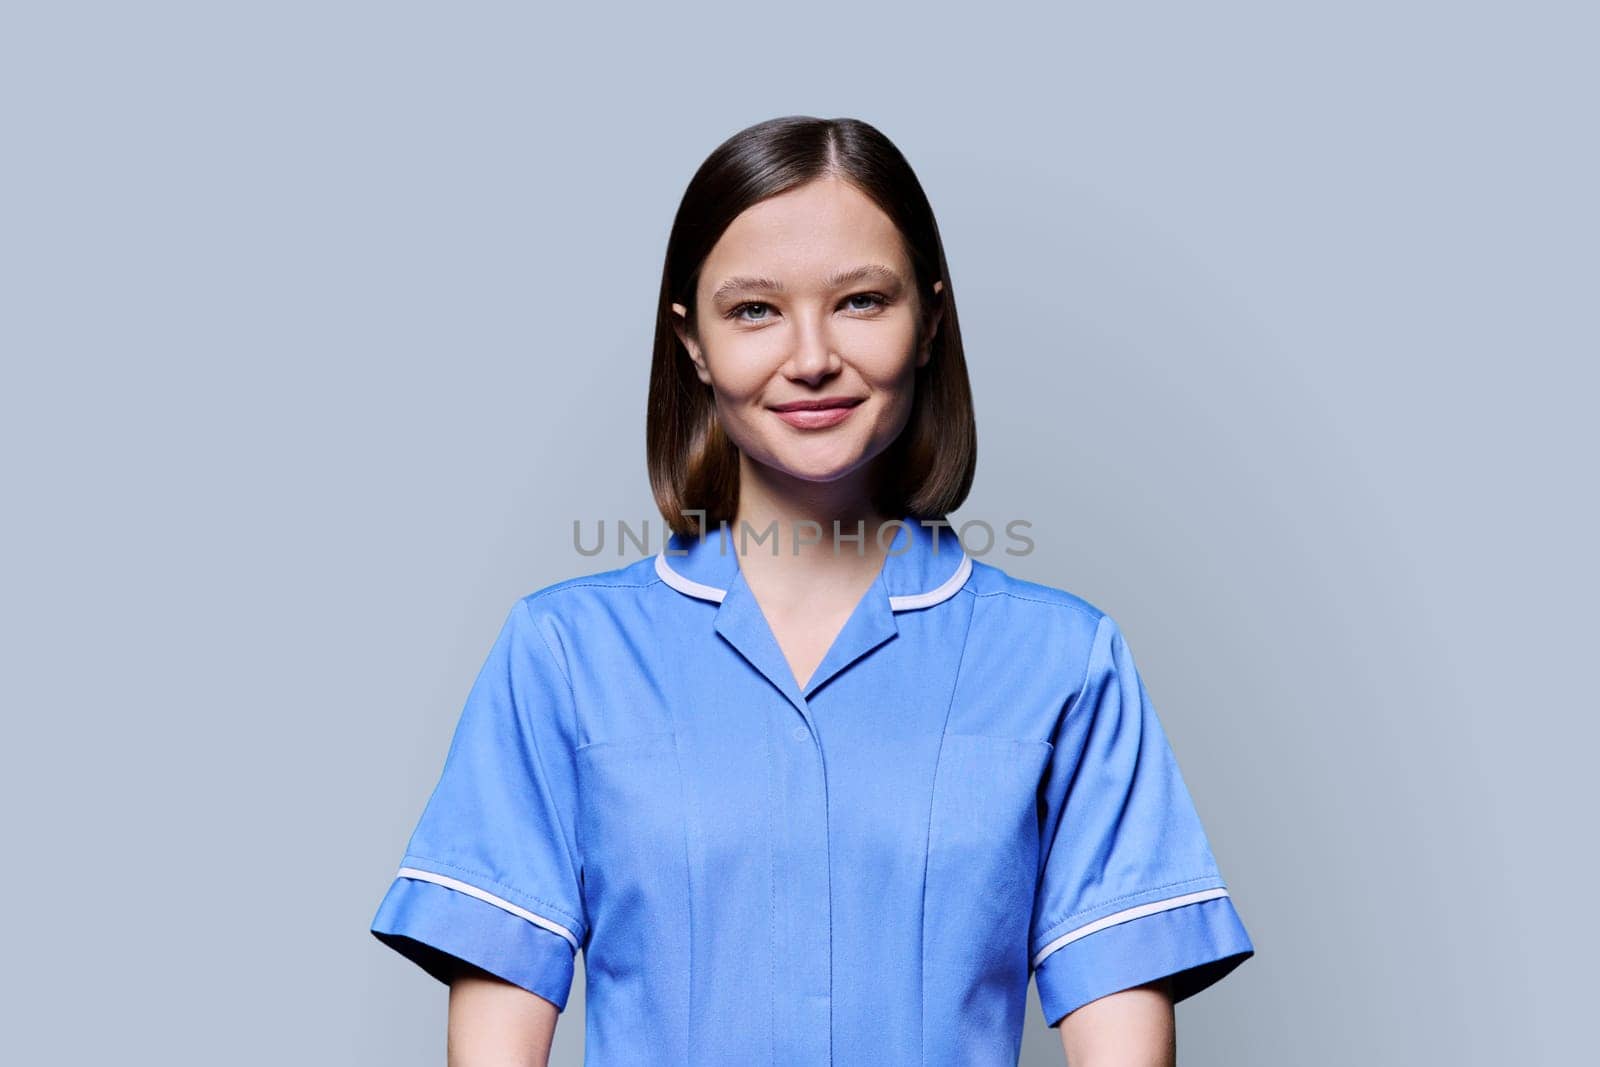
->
xmin=655 ymin=516 xmax=972 ymax=710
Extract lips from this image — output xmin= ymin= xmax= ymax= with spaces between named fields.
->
xmin=769 ymin=397 xmax=864 ymax=412
xmin=770 ymin=397 xmax=864 ymax=430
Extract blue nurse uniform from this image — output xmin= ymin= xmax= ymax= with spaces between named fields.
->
xmin=371 ymin=516 xmax=1254 ymax=1064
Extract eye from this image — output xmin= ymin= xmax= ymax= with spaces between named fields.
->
xmin=727 ymin=301 xmax=774 ymax=323
xmin=724 ymin=292 xmax=892 ymax=324
xmin=844 ymin=292 xmax=890 ymax=313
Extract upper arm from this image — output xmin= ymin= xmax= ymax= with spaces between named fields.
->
xmin=1031 ymin=613 xmax=1254 ymax=1028
xmin=370 ymin=597 xmax=589 ymax=1014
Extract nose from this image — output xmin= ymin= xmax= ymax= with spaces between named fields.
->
xmin=785 ymin=318 xmax=841 ymax=384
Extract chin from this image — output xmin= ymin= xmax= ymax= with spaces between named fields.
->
xmin=743 ymin=433 xmax=883 ymax=484
xmin=769 ymin=452 xmax=876 ymax=485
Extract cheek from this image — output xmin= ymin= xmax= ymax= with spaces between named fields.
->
xmin=708 ymin=375 xmax=757 ymax=405
xmin=703 ymin=366 xmax=774 ymax=452
xmin=850 ymin=324 xmax=920 ymax=379
xmin=868 ymin=388 xmax=918 ymax=444
xmin=859 ymin=355 xmax=920 ymax=419
xmin=701 ymin=351 xmax=768 ymax=407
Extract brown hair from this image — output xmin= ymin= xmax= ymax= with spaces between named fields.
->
xmin=647 ymin=116 xmax=977 ymax=539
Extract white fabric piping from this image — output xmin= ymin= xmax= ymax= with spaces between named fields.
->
xmin=654 ymin=551 xmax=727 ymax=603
xmin=395 ymin=865 xmax=581 ymax=952
xmin=888 ymin=552 xmax=972 ymax=611
xmin=655 ymin=545 xmax=971 ymax=611
xmin=1030 ymin=887 xmax=1230 ymax=970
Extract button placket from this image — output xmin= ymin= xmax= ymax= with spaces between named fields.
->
xmin=761 ymin=697 xmax=832 ymax=1066
xmin=785 ymin=712 xmax=832 ymax=1065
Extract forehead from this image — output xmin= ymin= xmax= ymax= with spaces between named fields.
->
xmin=700 ymin=179 xmax=909 ymax=290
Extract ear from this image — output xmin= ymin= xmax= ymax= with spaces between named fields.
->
xmin=671 ymin=301 xmax=712 ymax=385
xmin=917 ymin=280 xmax=945 ymax=367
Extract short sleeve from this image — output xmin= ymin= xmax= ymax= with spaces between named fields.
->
xmin=370 ymin=597 xmax=588 ymax=1011
xmin=1030 ymin=613 xmax=1254 ymax=1027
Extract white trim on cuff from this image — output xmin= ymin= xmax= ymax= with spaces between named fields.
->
xmin=395 ymin=865 xmax=581 ymax=952
xmin=1031 ymin=887 xmax=1231 ymax=970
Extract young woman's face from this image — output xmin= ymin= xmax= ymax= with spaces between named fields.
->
xmin=673 ymin=177 xmax=942 ymax=497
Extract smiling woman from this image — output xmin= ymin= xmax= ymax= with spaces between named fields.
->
xmin=668 ymin=177 xmax=945 ymax=504
xmin=646 ymin=119 xmax=977 ymax=539
xmin=370 ymin=115 xmax=1255 ymax=1067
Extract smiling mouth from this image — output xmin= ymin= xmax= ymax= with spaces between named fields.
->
xmin=769 ymin=397 xmax=864 ymax=430
xmin=769 ymin=397 xmax=865 ymax=412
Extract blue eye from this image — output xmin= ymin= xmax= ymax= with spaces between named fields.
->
xmin=726 ymin=292 xmax=891 ymax=323
xmin=729 ymin=301 xmax=773 ymax=323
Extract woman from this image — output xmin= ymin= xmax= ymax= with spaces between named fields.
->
xmin=371 ymin=116 xmax=1255 ymax=1066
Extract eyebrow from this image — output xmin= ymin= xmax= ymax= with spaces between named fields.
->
xmin=711 ymin=263 xmax=904 ymax=303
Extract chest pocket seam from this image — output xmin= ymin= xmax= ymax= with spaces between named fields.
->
xmin=941 ymin=730 xmax=1053 ymax=751
xmin=575 ymin=728 xmax=678 ymax=756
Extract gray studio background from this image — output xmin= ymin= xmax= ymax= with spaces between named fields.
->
xmin=3 ymin=2 xmax=1594 ymax=1064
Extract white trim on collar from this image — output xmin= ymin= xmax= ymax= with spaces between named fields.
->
xmin=889 ymin=552 xmax=972 ymax=611
xmin=654 ymin=544 xmax=972 ymax=612
xmin=654 ymin=551 xmax=728 ymax=604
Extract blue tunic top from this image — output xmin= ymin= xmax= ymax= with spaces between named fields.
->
xmin=370 ymin=516 xmax=1254 ymax=1064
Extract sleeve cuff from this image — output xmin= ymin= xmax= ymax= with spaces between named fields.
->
xmin=1032 ymin=892 xmax=1254 ymax=1027
xmin=370 ymin=868 xmax=581 ymax=1012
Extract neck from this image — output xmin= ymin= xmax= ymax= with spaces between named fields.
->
xmin=730 ymin=459 xmax=897 ymax=565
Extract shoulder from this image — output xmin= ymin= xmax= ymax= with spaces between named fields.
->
xmin=961 ymin=557 xmax=1122 ymax=665
xmin=964 ymin=557 xmax=1110 ymax=626
xmin=518 ymin=553 xmax=659 ymax=611
xmin=503 ymin=553 xmax=665 ymax=648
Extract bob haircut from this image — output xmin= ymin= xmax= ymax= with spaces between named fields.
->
xmin=647 ymin=115 xmax=977 ymax=540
